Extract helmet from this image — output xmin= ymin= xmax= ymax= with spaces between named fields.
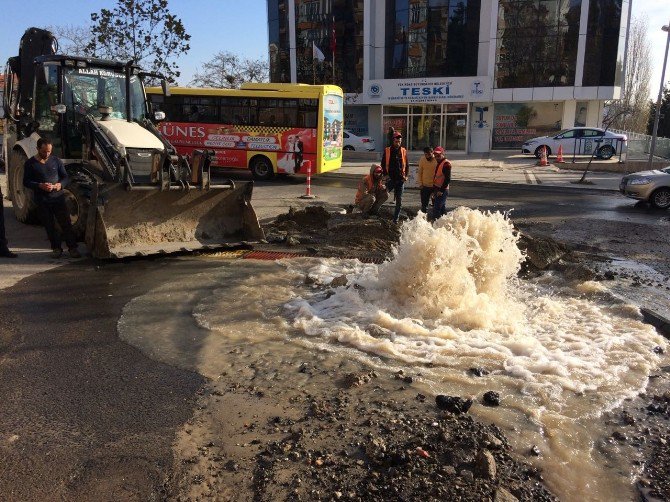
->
xmin=433 ymin=146 xmax=445 ymax=155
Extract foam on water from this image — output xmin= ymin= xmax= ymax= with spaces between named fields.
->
xmin=285 ymin=207 xmax=665 ymax=415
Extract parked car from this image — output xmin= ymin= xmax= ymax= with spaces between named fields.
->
xmin=343 ymin=130 xmax=376 ymax=151
xmin=619 ymin=166 xmax=670 ymax=209
xmin=522 ymin=127 xmax=627 ymax=160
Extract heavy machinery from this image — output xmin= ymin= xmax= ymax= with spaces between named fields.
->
xmin=2 ymin=28 xmax=263 ymax=258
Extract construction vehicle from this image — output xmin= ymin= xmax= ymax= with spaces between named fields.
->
xmin=2 ymin=28 xmax=263 ymax=258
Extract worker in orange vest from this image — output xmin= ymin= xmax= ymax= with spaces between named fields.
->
xmin=381 ymin=132 xmax=408 ymax=224
xmin=354 ymin=164 xmax=388 ymax=216
xmin=431 ymin=146 xmax=452 ymax=220
xmin=417 ymin=146 xmax=437 ymax=213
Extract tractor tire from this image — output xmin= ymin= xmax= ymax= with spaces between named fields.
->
xmin=250 ymin=156 xmax=274 ymax=181
xmin=9 ymin=149 xmax=39 ymax=223
xmin=62 ymin=178 xmax=92 ymax=241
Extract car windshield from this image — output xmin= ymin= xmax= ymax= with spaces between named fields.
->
xmin=63 ymin=67 xmax=147 ymax=121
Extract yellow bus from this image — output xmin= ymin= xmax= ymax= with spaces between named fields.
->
xmin=146 ymin=83 xmax=343 ymax=180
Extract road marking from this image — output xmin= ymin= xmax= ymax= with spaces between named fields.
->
xmin=523 ymin=170 xmax=534 ymax=184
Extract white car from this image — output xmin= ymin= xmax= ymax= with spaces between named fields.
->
xmin=343 ymin=130 xmax=376 ymax=151
xmin=522 ymin=127 xmax=627 ymax=160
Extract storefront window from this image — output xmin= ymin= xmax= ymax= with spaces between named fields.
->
xmin=385 ymin=0 xmax=481 ymax=79
xmin=492 ymin=102 xmax=563 ymax=149
xmin=383 ymin=104 xmax=468 ymax=151
xmin=495 ymin=0 xmax=581 ymax=88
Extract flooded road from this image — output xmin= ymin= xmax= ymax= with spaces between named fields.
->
xmin=118 ymin=208 xmax=666 ymax=501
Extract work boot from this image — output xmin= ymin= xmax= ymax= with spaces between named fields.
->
xmin=0 ymin=248 xmax=17 ymax=258
xmin=68 ymin=247 xmax=82 ymax=259
xmin=51 ymin=248 xmax=63 ymax=258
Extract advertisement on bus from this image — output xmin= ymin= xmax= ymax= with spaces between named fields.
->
xmin=322 ymin=94 xmax=343 ymax=165
xmin=157 ymin=122 xmax=317 ymax=175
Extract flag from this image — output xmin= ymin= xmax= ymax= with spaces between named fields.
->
xmin=312 ymin=41 xmax=325 ymax=62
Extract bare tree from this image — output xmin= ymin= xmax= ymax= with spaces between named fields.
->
xmin=45 ymin=24 xmax=95 ymax=56
xmin=606 ymin=15 xmax=652 ymax=133
xmin=191 ymin=51 xmax=269 ymax=89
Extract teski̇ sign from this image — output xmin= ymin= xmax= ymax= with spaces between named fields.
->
xmin=361 ymin=77 xmax=492 ymax=104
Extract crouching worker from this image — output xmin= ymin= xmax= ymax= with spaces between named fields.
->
xmin=354 ymin=164 xmax=388 ymax=216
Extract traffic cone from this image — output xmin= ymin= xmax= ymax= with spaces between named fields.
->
xmin=555 ymin=144 xmax=565 ymax=164
xmin=537 ymin=146 xmax=549 ymax=167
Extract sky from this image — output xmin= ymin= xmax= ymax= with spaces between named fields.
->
xmin=0 ymin=0 xmax=667 ymax=97
xmin=0 ymin=0 xmax=270 ymax=85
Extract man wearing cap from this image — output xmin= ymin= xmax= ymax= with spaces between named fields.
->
xmin=417 ymin=146 xmax=437 ymax=214
xmin=381 ymin=132 xmax=408 ymax=224
xmin=354 ymin=164 xmax=388 ymax=216
xmin=431 ymin=146 xmax=452 ymax=220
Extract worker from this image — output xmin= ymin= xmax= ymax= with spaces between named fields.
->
xmin=0 ymin=185 xmax=17 ymax=258
xmin=23 ymin=137 xmax=81 ymax=258
xmin=417 ymin=146 xmax=437 ymax=214
xmin=381 ymin=132 xmax=408 ymax=224
xmin=431 ymin=146 xmax=452 ymax=220
xmin=354 ymin=164 xmax=388 ymax=216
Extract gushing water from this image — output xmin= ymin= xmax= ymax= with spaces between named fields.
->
xmin=118 ymin=207 xmax=666 ymax=501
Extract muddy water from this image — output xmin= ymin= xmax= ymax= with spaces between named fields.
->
xmin=118 ymin=207 xmax=666 ymax=501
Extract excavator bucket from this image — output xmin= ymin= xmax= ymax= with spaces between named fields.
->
xmin=85 ymin=181 xmax=264 ymax=259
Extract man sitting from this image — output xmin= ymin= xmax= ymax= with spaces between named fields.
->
xmin=354 ymin=164 xmax=388 ymax=216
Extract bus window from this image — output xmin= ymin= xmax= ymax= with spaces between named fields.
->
xmin=181 ymin=97 xmax=218 ymax=123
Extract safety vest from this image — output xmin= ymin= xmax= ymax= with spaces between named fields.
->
xmin=355 ymin=174 xmax=381 ymax=204
xmin=433 ymin=159 xmax=449 ymax=188
xmin=384 ymin=147 xmax=407 ymax=178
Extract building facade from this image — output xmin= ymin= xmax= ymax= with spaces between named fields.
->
xmin=267 ymin=0 xmax=630 ymax=153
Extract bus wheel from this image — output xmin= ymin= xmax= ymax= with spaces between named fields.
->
xmin=250 ymin=156 xmax=274 ymax=181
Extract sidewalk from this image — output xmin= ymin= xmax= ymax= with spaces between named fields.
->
xmin=334 ymin=151 xmax=628 ymax=191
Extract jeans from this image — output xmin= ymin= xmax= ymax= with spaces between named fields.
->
xmin=36 ymin=195 xmax=77 ymax=250
xmin=386 ymin=179 xmax=405 ymax=222
xmin=432 ymin=189 xmax=449 ymax=220
xmin=0 ymin=186 xmax=8 ymax=250
xmin=420 ymin=187 xmax=433 ymax=213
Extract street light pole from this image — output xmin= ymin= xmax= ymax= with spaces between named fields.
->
xmin=648 ymin=23 xmax=670 ymax=169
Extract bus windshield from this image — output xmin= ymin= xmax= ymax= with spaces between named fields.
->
xmin=63 ymin=67 xmax=147 ymax=121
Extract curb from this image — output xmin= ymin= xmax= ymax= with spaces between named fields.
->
xmin=641 ymin=308 xmax=670 ymax=338
xmin=317 ymin=173 xmax=619 ymax=194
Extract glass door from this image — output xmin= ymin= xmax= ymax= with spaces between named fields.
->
xmin=443 ymin=115 xmax=467 ymax=151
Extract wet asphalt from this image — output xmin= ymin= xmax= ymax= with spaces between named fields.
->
xmin=0 ymin=175 xmax=667 ymax=500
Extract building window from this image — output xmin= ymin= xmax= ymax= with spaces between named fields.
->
xmin=382 ymin=103 xmax=468 ymax=151
xmin=385 ymin=0 xmax=481 ymax=79
xmin=582 ymin=0 xmax=623 ymax=86
xmin=268 ymin=0 xmax=291 ymax=83
xmin=492 ymin=102 xmax=563 ymax=149
xmin=495 ymin=0 xmax=581 ymax=88
xmin=294 ymin=0 xmax=364 ymax=93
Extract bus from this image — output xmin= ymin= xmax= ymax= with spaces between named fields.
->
xmin=146 ymin=83 xmax=344 ymax=180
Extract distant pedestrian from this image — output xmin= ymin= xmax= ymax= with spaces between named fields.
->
xmin=386 ymin=127 xmax=395 ymax=148
xmin=23 ymin=137 xmax=81 ymax=258
xmin=381 ymin=132 xmax=408 ymax=224
xmin=431 ymin=146 xmax=452 ymax=220
xmin=0 ymin=185 xmax=17 ymax=258
xmin=354 ymin=164 xmax=388 ymax=216
xmin=417 ymin=146 xmax=437 ymax=214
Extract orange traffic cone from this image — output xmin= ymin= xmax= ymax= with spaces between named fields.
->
xmin=537 ymin=146 xmax=549 ymax=167
xmin=555 ymin=144 xmax=565 ymax=164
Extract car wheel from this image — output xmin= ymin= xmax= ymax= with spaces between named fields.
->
xmin=534 ymin=146 xmax=551 ymax=158
xmin=597 ymin=145 xmax=615 ymax=160
xmin=250 ymin=156 xmax=274 ymax=181
xmin=343 ymin=145 xmax=355 ymax=151
xmin=650 ymin=188 xmax=670 ymax=209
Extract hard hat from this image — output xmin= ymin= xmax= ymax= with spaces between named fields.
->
xmin=433 ymin=146 xmax=445 ymax=155
xmin=393 ymin=132 xmax=403 ymax=138
xmin=373 ymin=165 xmax=383 ymax=174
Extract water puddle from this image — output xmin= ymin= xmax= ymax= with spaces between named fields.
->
xmin=118 ymin=207 xmax=666 ymax=501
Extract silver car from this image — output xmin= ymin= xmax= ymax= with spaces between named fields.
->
xmin=522 ymin=127 xmax=627 ymax=160
xmin=619 ymin=166 xmax=670 ymax=209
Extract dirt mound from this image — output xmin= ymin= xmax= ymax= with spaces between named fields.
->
xmin=274 ymin=206 xmax=332 ymax=230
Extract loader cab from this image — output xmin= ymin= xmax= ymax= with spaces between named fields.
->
xmin=28 ymin=57 xmax=151 ymax=159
